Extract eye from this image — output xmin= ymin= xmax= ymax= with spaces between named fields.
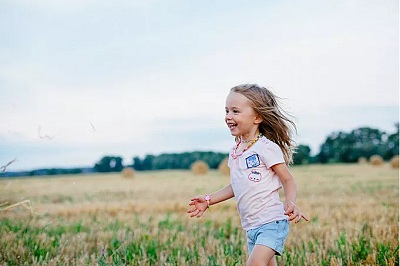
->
xmin=233 ymin=109 xmax=239 ymax=114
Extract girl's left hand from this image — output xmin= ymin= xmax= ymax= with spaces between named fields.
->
xmin=284 ymin=201 xmax=309 ymax=223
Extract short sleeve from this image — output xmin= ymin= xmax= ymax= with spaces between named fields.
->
xmin=259 ymin=139 xmax=285 ymax=168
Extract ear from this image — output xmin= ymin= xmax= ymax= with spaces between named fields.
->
xmin=254 ymin=114 xmax=262 ymax=124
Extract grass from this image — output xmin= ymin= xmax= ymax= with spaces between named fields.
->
xmin=0 ymin=163 xmax=398 ymax=265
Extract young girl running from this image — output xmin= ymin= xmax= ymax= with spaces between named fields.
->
xmin=187 ymin=84 xmax=308 ymax=266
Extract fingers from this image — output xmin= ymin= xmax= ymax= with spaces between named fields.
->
xmin=287 ymin=212 xmax=296 ymax=222
xmin=196 ymin=210 xmax=204 ymax=218
xmin=294 ymin=214 xmax=302 ymax=223
xmin=294 ymin=212 xmax=308 ymax=223
xmin=288 ymin=213 xmax=300 ymax=223
xmin=187 ymin=206 xmax=196 ymax=213
xmin=284 ymin=206 xmax=294 ymax=215
xmin=301 ymin=213 xmax=309 ymax=222
xmin=284 ymin=201 xmax=295 ymax=215
xmin=286 ymin=206 xmax=299 ymax=221
xmin=191 ymin=209 xmax=200 ymax=218
xmin=285 ymin=203 xmax=309 ymax=223
xmin=187 ymin=200 xmax=207 ymax=218
xmin=188 ymin=208 xmax=204 ymax=218
xmin=287 ymin=211 xmax=309 ymax=223
xmin=190 ymin=196 xmax=203 ymax=202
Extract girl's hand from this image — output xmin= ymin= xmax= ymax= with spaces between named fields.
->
xmin=187 ymin=195 xmax=209 ymax=218
xmin=284 ymin=201 xmax=309 ymax=223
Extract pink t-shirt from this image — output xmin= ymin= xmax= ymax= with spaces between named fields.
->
xmin=228 ymin=136 xmax=288 ymax=231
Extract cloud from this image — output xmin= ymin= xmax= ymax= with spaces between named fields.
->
xmin=0 ymin=0 xmax=397 ymax=170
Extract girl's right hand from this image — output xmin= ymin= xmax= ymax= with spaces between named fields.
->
xmin=187 ymin=195 xmax=209 ymax=218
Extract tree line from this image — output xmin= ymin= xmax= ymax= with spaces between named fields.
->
xmin=93 ymin=124 xmax=398 ymax=172
xmin=1 ymin=124 xmax=398 ymax=177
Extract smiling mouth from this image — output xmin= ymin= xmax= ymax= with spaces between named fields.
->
xmin=227 ymin=123 xmax=237 ymax=130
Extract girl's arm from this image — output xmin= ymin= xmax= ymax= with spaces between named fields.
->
xmin=187 ymin=184 xmax=234 ymax=218
xmin=272 ymin=163 xmax=309 ymax=223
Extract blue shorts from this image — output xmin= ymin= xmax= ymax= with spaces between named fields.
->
xmin=246 ymin=219 xmax=289 ymax=256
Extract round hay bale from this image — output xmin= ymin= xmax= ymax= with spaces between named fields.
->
xmin=358 ymin=157 xmax=367 ymax=164
xmin=191 ymin=160 xmax=209 ymax=175
xmin=390 ymin=155 xmax=399 ymax=169
xmin=121 ymin=167 xmax=135 ymax=178
xmin=369 ymin=155 xmax=384 ymax=166
xmin=218 ymin=157 xmax=230 ymax=176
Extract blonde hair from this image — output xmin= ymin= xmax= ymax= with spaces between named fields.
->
xmin=231 ymin=84 xmax=296 ymax=164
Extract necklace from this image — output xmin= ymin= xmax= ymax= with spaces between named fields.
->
xmin=231 ymin=133 xmax=262 ymax=159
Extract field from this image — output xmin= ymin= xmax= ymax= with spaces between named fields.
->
xmin=0 ymin=164 xmax=398 ymax=265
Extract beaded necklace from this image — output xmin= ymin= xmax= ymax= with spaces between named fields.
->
xmin=231 ymin=133 xmax=262 ymax=159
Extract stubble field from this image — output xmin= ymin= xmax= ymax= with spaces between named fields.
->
xmin=0 ymin=163 xmax=398 ymax=265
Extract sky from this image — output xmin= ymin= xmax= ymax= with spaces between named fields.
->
xmin=0 ymin=0 xmax=398 ymax=171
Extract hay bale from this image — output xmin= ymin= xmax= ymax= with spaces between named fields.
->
xmin=121 ymin=167 xmax=135 ymax=178
xmin=358 ymin=157 xmax=367 ymax=164
xmin=218 ymin=157 xmax=230 ymax=175
xmin=390 ymin=155 xmax=399 ymax=169
xmin=369 ymin=155 xmax=384 ymax=166
xmin=191 ymin=160 xmax=209 ymax=175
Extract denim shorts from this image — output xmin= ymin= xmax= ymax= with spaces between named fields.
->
xmin=246 ymin=219 xmax=289 ymax=256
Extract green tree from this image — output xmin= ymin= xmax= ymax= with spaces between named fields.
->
xmin=131 ymin=151 xmax=228 ymax=171
xmin=142 ymin=155 xmax=155 ymax=170
xmin=383 ymin=123 xmax=399 ymax=159
xmin=317 ymin=127 xmax=387 ymax=163
xmin=133 ymin=156 xmax=143 ymax=170
xmin=293 ymin=145 xmax=311 ymax=165
xmin=318 ymin=131 xmax=349 ymax=163
xmin=94 ymin=156 xmax=123 ymax=172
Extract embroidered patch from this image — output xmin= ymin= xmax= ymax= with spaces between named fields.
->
xmin=245 ymin=154 xmax=260 ymax=168
xmin=248 ymin=170 xmax=262 ymax=182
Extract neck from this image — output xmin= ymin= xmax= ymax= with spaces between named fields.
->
xmin=241 ymin=133 xmax=261 ymax=143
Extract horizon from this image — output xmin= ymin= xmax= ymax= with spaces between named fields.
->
xmin=2 ymin=120 xmax=398 ymax=172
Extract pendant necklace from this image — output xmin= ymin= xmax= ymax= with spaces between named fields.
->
xmin=231 ymin=133 xmax=262 ymax=159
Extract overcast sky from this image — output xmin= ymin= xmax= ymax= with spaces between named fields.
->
xmin=0 ymin=0 xmax=398 ymax=171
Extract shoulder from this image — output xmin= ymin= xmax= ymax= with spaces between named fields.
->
xmin=257 ymin=136 xmax=284 ymax=163
xmin=259 ymin=136 xmax=280 ymax=150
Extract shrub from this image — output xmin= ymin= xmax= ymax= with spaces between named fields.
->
xmin=191 ymin=160 xmax=209 ymax=175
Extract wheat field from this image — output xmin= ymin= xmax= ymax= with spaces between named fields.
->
xmin=0 ymin=163 xmax=398 ymax=265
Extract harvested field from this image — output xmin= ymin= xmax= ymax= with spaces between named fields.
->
xmin=0 ymin=164 xmax=398 ymax=265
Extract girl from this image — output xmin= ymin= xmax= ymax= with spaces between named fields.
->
xmin=187 ymin=84 xmax=308 ymax=266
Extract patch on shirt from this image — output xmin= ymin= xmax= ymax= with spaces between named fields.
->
xmin=245 ymin=154 xmax=260 ymax=168
xmin=248 ymin=170 xmax=262 ymax=182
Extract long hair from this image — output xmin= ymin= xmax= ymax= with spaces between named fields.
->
xmin=231 ymin=84 xmax=297 ymax=164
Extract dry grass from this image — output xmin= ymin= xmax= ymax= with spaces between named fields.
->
xmin=191 ymin=160 xmax=209 ymax=175
xmin=0 ymin=163 xmax=398 ymax=265
xmin=121 ymin=167 xmax=135 ymax=178
xmin=369 ymin=155 xmax=384 ymax=166
xmin=218 ymin=157 xmax=230 ymax=176
xmin=358 ymin=157 xmax=367 ymax=164
xmin=390 ymin=155 xmax=399 ymax=169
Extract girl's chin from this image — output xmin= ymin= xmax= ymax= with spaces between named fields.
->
xmin=229 ymin=130 xmax=239 ymax=137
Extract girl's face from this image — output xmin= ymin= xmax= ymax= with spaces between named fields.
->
xmin=225 ymin=91 xmax=261 ymax=139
